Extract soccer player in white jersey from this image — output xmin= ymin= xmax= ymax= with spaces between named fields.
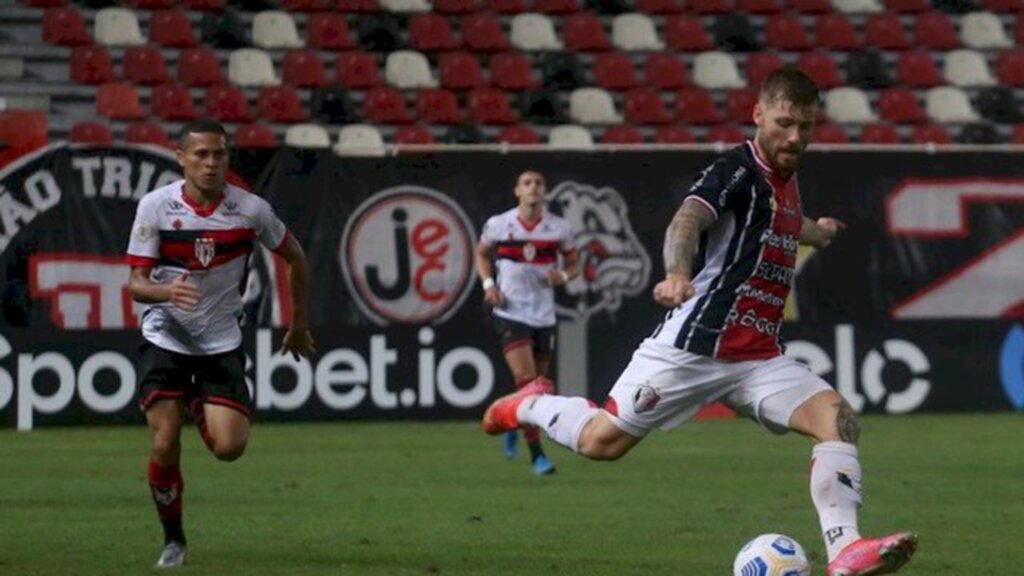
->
xmin=126 ymin=119 xmax=316 ymax=568
xmin=481 ymin=71 xmax=917 ymax=575
xmin=476 ymin=170 xmax=579 ymax=475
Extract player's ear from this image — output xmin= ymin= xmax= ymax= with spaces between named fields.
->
xmin=752 ymin=101 xmax=764 ymax=128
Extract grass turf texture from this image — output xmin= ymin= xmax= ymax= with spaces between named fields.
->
xmin=1 ymin=414 xmax=1019 ymax=575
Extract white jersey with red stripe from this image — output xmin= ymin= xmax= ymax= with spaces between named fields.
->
xmin=126 ymin=180 xmax=289 ymax=356
xmin=480 ymin=208 xmax=576 ymax=328
xmin=652 ymin=141 xmax=803 ymax=361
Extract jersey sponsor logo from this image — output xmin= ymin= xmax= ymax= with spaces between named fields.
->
xmin=547 ymin=181 xmax=651 ymax=320
xmin=194 ymin=237 xmax=215 ymax=268
xmin=340 ymin=186 xmax=476 ymax=326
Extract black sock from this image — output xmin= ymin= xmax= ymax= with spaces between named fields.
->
xmin=162 ymin=519 xmax=186 ymax=546
xmin=528 ymin=441 xmax=545 ymax=462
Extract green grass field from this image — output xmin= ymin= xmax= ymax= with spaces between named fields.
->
xmin=1 ymin=414 xmax=1020 ymax=575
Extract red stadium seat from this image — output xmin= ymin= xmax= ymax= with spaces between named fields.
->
xmin=601 ymin=125 xmax=645 ymax=144
xmin=736 ymin=0 xmax=782 ymax=13
xmin=182 ymin=0 xmax=228 ymax=10
xmin=884 ymin=0 xmax=930 ymax=12
xmin=980 ymin=0 xmax=1022 ymax=11
xmin=438 ymin=52 xmax=486 ymax=90
xmin=859 ymin=123 xmax=903 ymax=144
xmin=69 ymin=121 xmax=114 ymax=145
xmin=664 ymin=16 xmax=714 ymax=51
xmin=796 ymin=52 xmax=843 ymax=89
xmin=433 ymin=0 xmax=481 ymax=13
xmin=150 ymin=10 xmax=199 ymax=48
xmin=813 ymin=123 xmax=850 ymax=144
xmin=123 ymin=46 xmax=170 ymax=86
xmin=1018 ymin=15 xmax=1024 ymax=45
xmin=490 ymin=52 xmax=539 ymax=91
xmin=498 ymin=124 xmax=542 ymax=144
xmin=1013 ymin=124 xmax=1024 ymax=145
xmin=725 ymin=88 xmax=758 ymax=125
xmin=307 ymin=13 xmax=357 ymax=51
xmin=705 ymin=125 xmax=746 ymax=144
xmin=594 ymin=52 xmax=638 ymax=91
xmin=126 ymin=0 xmax=178 ymax=7
xmin=634 ymin=0 xmax=683 ymax=13
xmin=409 ymin=13 xmax=460 ymax=52
xmin=644 ymin=52 xmax=690 ymax=89
xmin=896 ymin=50 xmax=944 ymax=88
xmin=785 ymin=0 xmax=830 ymax=13
xmin=151 ymin=84 xmax=199 ymax=121
xmin=624 ymin=88 xmax=672 ymax=124
xmin=765 ymin=14 xmax=813 ymax=50
xmin=813 ymin=14 xmax=862 ymax=52
xmin=533 ymin=0 xmax=579 ymax=13
xmin=394 ymin=126 xmax=437 ymax=145
xmin=415 ymin=89 xmax=464 ymax=124
xmin=996 ymin=50 xmax=1024 ymax=86
xmin=676 ymin=88 xmax=721 ymax=125
xmin=913 ymin=12 xmax=960 ymax=50
xmin=125 ymin=122 xmax=174 ymax=148
xmin=910 ymin=123 xmax=952 ymax=145
xmin=335 ymin=0 xmax=379 ymax=11
xmin=96 ymin=83 xmax=144 ymax=120
xmin=234 ymin=123 xmax=278 ymax=148
xmin=865 ymin=13 xmax=911 ymax=50
xmin=654 ymin=125 xmax=695 ymax=143
xmin=282 ymin=50 xmax=328 ymax=87
xmin=280 ymin=0 xmax=334 ymax=10
xmin=486 ymin=0 xmax=528 ymax=12
xmin=746 ymin=52 xmax=785 ymax=87
xmin=258 ymin=86 xmax=307 ymax=123
xmin=688 ymin=0 xmax=731 ymax=13
xmin=177 ymin=48 xmax=224 ymax=87
xmin=563 ymin=12 xmax=612 ymax=51
xmin=469 ymin=88 xmax=519 ymax=124
xmin=462 ymin=14 xmax=511 ymax=52
xmin=43 ymin=7 xmax=90 ymax=46
xmin=19 ymin=0 xmax=67 ymax=6
xmin=70 ymin=46 xmax=117 ymax=85
xmin=204 ymin=85 xmax=253 ymax=122
xmin=337 ymin=51 xmax=382 ymax=89
xmin=363 ymin=87 xmax=414 ymax=124
xmin=878 ymin=88 xmax=925 ymax=123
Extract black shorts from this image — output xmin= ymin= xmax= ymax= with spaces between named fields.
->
xmin=137 ymin=341 xmax=252 ymax=417
xmin=493 ymin=316 xmax=555 ymax=358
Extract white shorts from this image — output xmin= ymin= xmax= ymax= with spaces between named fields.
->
xmin=604 ymin=339 xmax=832 ymax=437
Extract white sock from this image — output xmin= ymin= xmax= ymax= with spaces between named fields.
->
xmin=517 ymin=395 xmax=598 ymax=453
xmin=810 ymin=441 xmax=863 ymax=561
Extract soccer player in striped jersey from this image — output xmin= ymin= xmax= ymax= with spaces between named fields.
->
xmin=476 ymin=170 xmax=579 ymax=476
xmin=481 ymin=72 xmax=917 ymax=575
xmin=127 ymin=119 xmax=316 ymax=568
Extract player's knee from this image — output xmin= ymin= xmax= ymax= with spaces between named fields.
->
xmin=212 ymin=438 xmax=247 ymax=461
xmin=151 ymin=435 xmax=180 ymax=460
xmin=577 ymin=434 xmax=631 ymax=461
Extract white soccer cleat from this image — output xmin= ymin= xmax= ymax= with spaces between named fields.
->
xmin=154 ymin=541 xmax=187 ymax=568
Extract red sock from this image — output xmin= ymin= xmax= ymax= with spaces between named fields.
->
xmin=524 ymin=427 xmax=541 ymax=444
xmin=148 ymin=459 xmax=186 ymax=544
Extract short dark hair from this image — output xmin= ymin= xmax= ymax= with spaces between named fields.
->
xmin=178 ymin=118 xmax=228 ymax=147
xmin=759 ymin=68 xmax=820 ymax=109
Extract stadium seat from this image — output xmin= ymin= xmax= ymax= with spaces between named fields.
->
xmin=43 ymin=7 xmax=90 ymax=46
xmin=234 ymin=123 xmax=278 ymax=148
xmin=94 ymin=8 xmax=146 ymax=46
xmin=612 ymin=13 xmax=664 ymax=51
xmin=896 ymin=50 xmax=944 ymax=87
xmin=253 ymin=11 xmax=304 ymax=49
xmin=69 ymin=121 xmax=115 ymax=145
xmin=125 ymin=122 xmax=173 ymax=148
xmin=676 ymin=88 xmax=722 ymax=124
xmin=335 ymin=0 xmax=380 ymax=11
xmin=337 ymin=51 xmax=382 ymax=88
xmin=932 ymin=0 xmax=980 ymax=13
xmin=825 ymin=87 xmax=878 ymax=123
xmin=511 ymin=13 xmax=564 ymax=50
xmin=796 ymin=51 xmax=843 ymax=89
xmin=469 ymin=87 xmax=520 ymax=124
xmin=878 ymin=88 xmax=925 ymax=123
xmin=282 ymin=50 xmax=327 ymax=87
xmin=996 ymin=50 xmax=1024 ymax=86
xmin=745 ymin=52 xmax=785 ymax=87
xmin=178 ymin=48 xmax=224 ymax=87
xmin=150 ymin=10 xmax=199 ymax=48
xmin=688 ymin=0 xmax=731 ymax=12
xmin=601 ymin=124 xmax=645 ymax=144
xmin=70 ymin=46 xmax=117 ymax=85
xmin=864 ymin=13 xmax=911 ymax=50
xmin=409 ymin=13 xmax=460 ymax=51
xmin=547 ymin=124 xmax=595 ymax=148
xmin=151 ymin=83 xmax=199 ymax=120
xmin=363 ymin=86 xmax=414 ymax=123
xmin=258 ymin=86 xmax=307 ymax=123
xmin=394 ymin=125 xmax=437 ymax=145
xmin=943 ymin=49 xmax=997 ymax=86
xmin=845 ymin=50 xmax=892 ymax=88
xmin=123 ymin=46 xmax=169 ymax=86
xmin=279 ymin=0 xmax=334 ymax=10
xmin=913 ymin=12 xmax=960 ymax=49
xmin=644 ymin=52 xmax=690 ymax=89
xmin=183 ymin=0 xmax=229 ymax=10
xmin=1017 ymin=14 xmax=1024 ymax=44
xmin=490 ymin=52 xmax=539 ymax=90
xmin=813 ymin=123 xmax=850 ymax=143
xmin=664 ymin=15 xmax=714 ymax=51
xmin=19 ymin=0 xmax=67 ymax=6
xmin=594 ymin=52 xmax=638 ymax=90
xmin=569 ymin=87 xmax=622 ymax=124
xmin=357 ymin=14 xmax=403 ymax=51
xmin=704 ymin=125 xmax=747 ymax=143
xmin=307 ymin=13 xmax=356 ymax=51
xmin=285 ymin=123 xmax=331 ymax=148
xmin=975 ymin=86 xmax=1022 ymax=123
xmin=311 ymin=86 xmax=356 ymax=123
xmin=520 ymin=88 xmax=567 ymax=123
xmin=563 ymin=12 xmax=612 ymax=51
xmin=1013 ymin=124 xmax=1024 ymax=145
xmin=980 ymin=0 xmax=1022 ymax=11
xmin=498 ymin=124 xmax=542 ymax=144
xmin=713 ymin=14 xmax=760 ymax=52
xmin=385 ymin=50 xmax=438 ymax=89
xmin=693 ymin=51 xmax=745 ymax=89
xmin=541 ymin=52 xmax=586 ymax=89
xmin=910 ymin=122 xmax=953 ymax=144
xmin=534 ymin=0 xmax=581 ymax=13
xmin=765 ymin=14 xmax=813 ymax=50
xmin=813 ymin=13 xmax=863 ymax=51
xmin=623 ymin=88 xmax=672 ymax=124
xmin=960 ymin=11 xmax=1013 ymax=48
xmin=737 ymin=0 xmax=783 ymax=13
xmin=725 ymin=88 xmax=758 ymax=124
xmin=204 ymin=85 xmax=254 ymax=122
xmin=634 ymin=0 xmax=683 ymax=13
xmin=434 ymin=0 xmax=480 ymax=13
xmin=653 ymin=125 xmax=695 ymax=143
xmin=925 ymin=86 xmax=980 ymax=123
xmin=229 ymin=48 xmax=280 ymax=87
xmin=462 ymin=14 xmax=512 ymax=52
xmin=200 ymin=9 xmax=249 ymax=49
xmin=335 ymin=125 xmax=387 ymax=156
xmin=415 ymin=88 xmax=464 ymax=123
xmin=883 ymin=0 xmax=930 ymax=11
xmin=381 ymin=0 xmax=432 ymax=12
xmin=859 ymin=122 xmax=902 ymax=143
xmin=438 ymin=52 xmax=486 ymax=90
xmin=96 ymin=82 xmax=144 ymax=120
xmin=957 ymin=123 xmax=1001 ymax=144
xmin=488 ymin=0 xmax=529 ymax=12
xmin=830 ymin=0 xmax=883 ymax=12
xmin=787 ymin=0 xmax=831 ymax=12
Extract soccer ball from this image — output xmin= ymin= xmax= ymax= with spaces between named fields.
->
xmin=732 ymin=533 xmax=811 ymax=576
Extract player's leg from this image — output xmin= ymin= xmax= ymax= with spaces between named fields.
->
xmin=193 ymin=348 xmax=252 ymax=461
xmin=495 ymin=317 xmax=540 ymax=463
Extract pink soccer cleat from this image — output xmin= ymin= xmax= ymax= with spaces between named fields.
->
xmin=481 ymin=377 xmax=554 ymax=435
xmin=827 ymin=532 xmax=919 ymax=576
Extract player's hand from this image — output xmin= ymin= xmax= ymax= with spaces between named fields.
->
xmin=546 ymin=269 xmax=570 ymax=286
xmin=280 ymin=327 xmax=316 ymax=361
xmin=815 ymin=217 xmax=847 ymax=248
xmin=168 ymin=273 xmax=200 ymax=311
xmin=483 ymin=286 xmax=503 ymax=308
xmin=653 ymin=274 xmax=695 ymax=308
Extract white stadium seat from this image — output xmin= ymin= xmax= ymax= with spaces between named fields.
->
xmin=693 ymin=51 xmax=746 ymax=89
xmin=830 ymin=0 xmax=883 ymax=13
xmin=925 ymin=86 xmax=980 ymax=123
xmin=548 ymin=124 xmax=595 ymax=149
xmin=825 ymin=87 xmax=878 ymax=124
xmin=252 ymin=11 xmax=304 ymax=49
xmin=94 ymin=7 xmax=146 ymax=46
xmin=384 ymin=50 xmax=438 ymax=89
xmin=612 ymin=14 xmax=665 ymax=52
xmin=510 ymin=13 xmax=564 ymax=51
xmin=285 ymin=124 xmax=332 ymax=148
xmin=228 ymin=48 xmax=280 ymax=87
xmin=569 ymin=87 xmax=622 ymax=124
xmin=943 ymin=49 xmax=997 ymax=87
xmin=960 ymin=12 xmax=1013 ymax=50
xmin=335 ymin=124 xmax=387 ymax=156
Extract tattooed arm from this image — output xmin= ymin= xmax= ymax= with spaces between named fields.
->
xmin=652 ymin=199 xmax=717 ymax=308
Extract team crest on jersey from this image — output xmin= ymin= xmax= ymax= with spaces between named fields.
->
xmin=547 ymin=181 xmax=652 ymax=320
xmin=633 ymin=384 xmax=660 ymax=413
xmin=523 ymin=242 xmax=537 ymax=262
xmin=195 ymin=237 xmax=216 ymax=267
